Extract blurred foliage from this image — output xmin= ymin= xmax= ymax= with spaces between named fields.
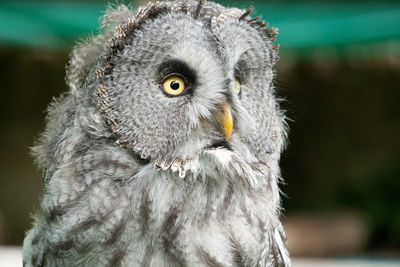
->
xmin=0 ymin=47 xmax=67 ymax=244
xmin=277 ymin=57 xmax=400 ymax=251
xmin=341 ymin=160 xmax=400 ymax=248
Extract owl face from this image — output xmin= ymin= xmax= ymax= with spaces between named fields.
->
xmin=89 ymin=0 xmax=284 ymax=167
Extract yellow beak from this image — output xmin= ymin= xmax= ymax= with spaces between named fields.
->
xmin=217 ymin=102 xmax=233 ymax=141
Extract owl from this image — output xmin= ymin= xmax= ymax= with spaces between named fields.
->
xmin=23 ymin=0 xmax=290 ymax=266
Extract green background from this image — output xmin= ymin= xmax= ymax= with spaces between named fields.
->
xmin=1 ymin=1 xmax=400 ymax=53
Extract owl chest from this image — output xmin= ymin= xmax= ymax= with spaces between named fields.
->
xmin=118 ymin=179 xmax=271 ymax=266
xmin=42 ymin=171 xmax=274 ymax=266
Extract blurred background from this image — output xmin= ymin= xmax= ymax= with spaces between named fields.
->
xmin=0 ymin=0 xmax=399 ymax=263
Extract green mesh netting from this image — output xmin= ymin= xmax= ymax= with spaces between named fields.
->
xmin=1 ymin=1 xmax=399 ymax=53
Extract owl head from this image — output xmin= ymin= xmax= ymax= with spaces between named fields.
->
xmin=64 ymin=0 xmax=286 ymax=180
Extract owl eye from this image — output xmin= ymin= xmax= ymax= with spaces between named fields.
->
xmin=161 ymin=75 xmax=186 ymax=96
xmin=235 ymin=78 xmax=241 ymax=95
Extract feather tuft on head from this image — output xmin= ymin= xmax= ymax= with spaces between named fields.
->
xmin=193 ymin=0 xmax=206 ymax=19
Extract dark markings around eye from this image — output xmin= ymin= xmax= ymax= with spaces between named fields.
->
xmin=157 ymin=59 xmax=197 ymax=90
xmin=233 ymin=60 xmax=248 ymax=84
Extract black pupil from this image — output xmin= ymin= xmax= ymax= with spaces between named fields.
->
xmin=170 ymin=81 xmax=180 ymax=90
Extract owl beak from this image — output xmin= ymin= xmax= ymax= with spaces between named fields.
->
xmin=217 ymin=102 xmax=233 ymax=141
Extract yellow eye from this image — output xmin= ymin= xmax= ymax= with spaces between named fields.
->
xmin=235 ymin=78 xmax=241 ymax=94
xmin=162 ymin=75 xmax=186 ymax=96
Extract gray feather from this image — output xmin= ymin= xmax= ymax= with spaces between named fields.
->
xmin=23 ymin=1 xmax=290 ymax=266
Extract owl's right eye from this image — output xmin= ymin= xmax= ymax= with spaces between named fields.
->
xmin=235 ymin=78 xmax=241 ymax=95
xmin=161 ymin=75 xmax=186 ymax=96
